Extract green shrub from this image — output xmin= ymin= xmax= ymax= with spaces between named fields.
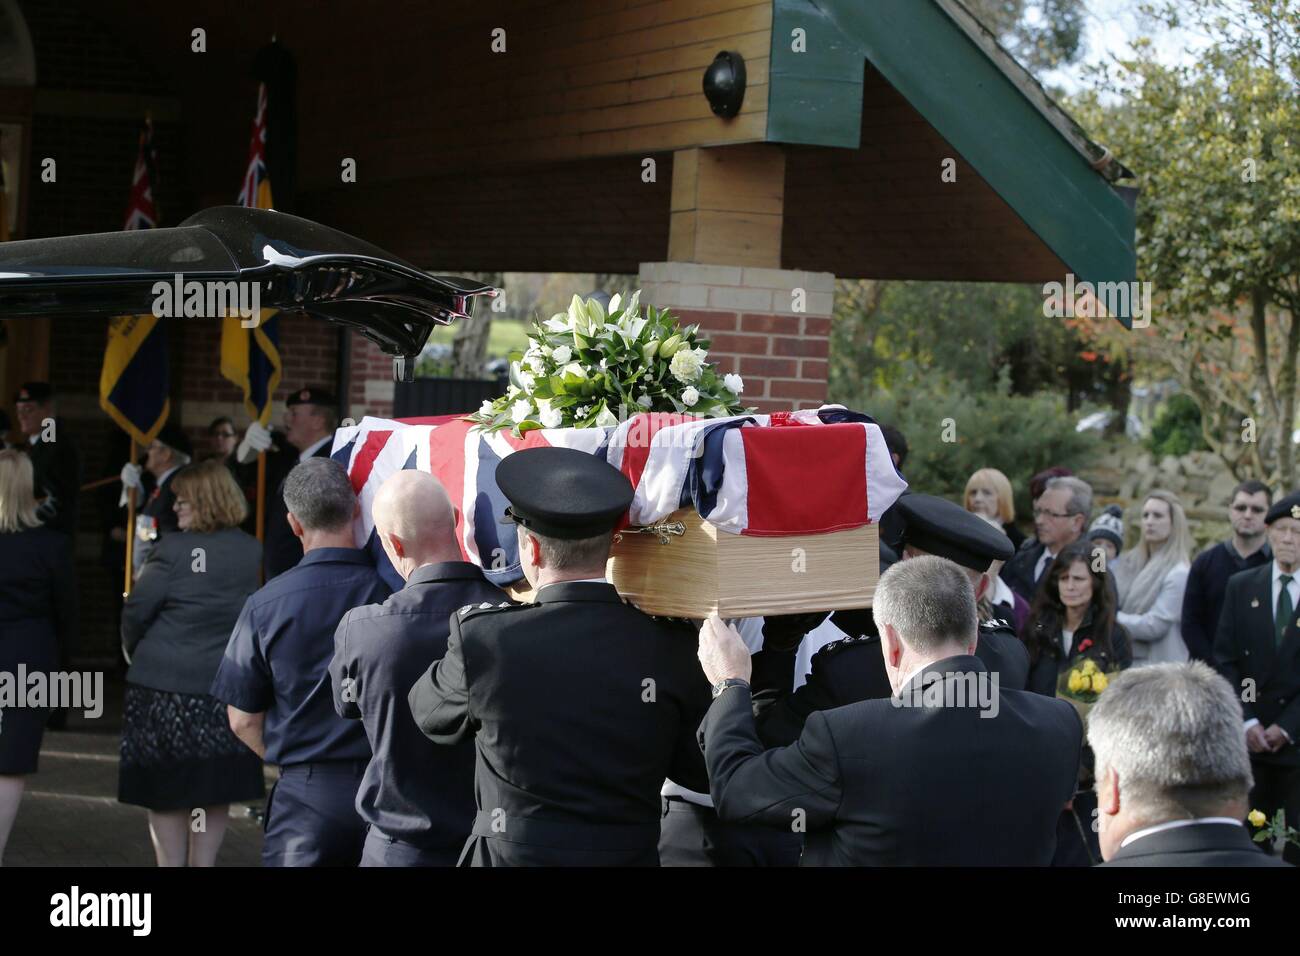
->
xmin=1147 ymin=393 xmax=1208 ymax=458
xmin=833 ymin=367 xmax=1100 ymax=518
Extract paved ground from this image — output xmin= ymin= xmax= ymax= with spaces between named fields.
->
xmin=5 ymin=671 xmax=270 ymax=867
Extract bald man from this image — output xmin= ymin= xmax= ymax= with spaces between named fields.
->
xmin=329 ymin=470 xmax=507 ymax=866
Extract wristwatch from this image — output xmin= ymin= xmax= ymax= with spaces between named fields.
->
xmin=712 ymin=677 xmax=750 ymax=699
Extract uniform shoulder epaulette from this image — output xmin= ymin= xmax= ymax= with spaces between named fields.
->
xmin=980 ymin=618 xmax=1012 ymax=632
xmin=813 ymin=634 xmax=873 ymax=658
xmin=456 ymin=600 xmax=524 ymax=622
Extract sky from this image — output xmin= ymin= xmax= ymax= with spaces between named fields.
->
xmin=1036 ymin=0 xmax=1214 ymax=93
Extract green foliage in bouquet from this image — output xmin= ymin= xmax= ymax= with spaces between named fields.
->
xmin=469 ymin=291 xmax=751 ymax=435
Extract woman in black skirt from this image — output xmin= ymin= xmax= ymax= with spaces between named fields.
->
xmin=0 ymin=450 xmax=76 ymax=863
xmin=119 ymin=457 xmax=265 ymax=866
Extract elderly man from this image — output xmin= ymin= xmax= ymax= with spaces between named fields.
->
xmin=330 ymin=470 xmax=505 ymax=866
xmin=1001 ymin=475 xmax=1094 ymax=601
xmin=211 ymin=458 xmax=390 ymax=866
xmin=1092 ymin=662 xmax=1287 ymax=866
xmin=120 ymin=423 xmax=192 ymax=576
xmin=697 ymin=555 xmax=1081 ymax=865
xmin=1214 ymin=490 xmax=1300 ymax=865
xmin=409 ymin=447 xmax=711 ymax=866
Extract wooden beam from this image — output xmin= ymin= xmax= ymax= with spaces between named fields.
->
xmin=668 ymin=144 xmax=785 ymax=267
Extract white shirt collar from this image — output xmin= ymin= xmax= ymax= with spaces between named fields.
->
xmin=299 ymin=436 xmax=332 ymax=462
xmin=1273 ymin=560 xmax=1298 ymax=586
xmin=156 ymin=465 xmax=181 ymax=486
xmin=1119 ymin=817 xmax=1243 ymax=849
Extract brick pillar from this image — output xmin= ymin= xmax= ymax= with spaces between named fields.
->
xmin=347 ymin=332 xmax=396 ymax=422
xmin=638 ymin=262 xmax=835 ymax=413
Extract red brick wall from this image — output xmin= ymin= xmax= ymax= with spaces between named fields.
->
xmin=673 ymin=310 xmax=830 ymax=413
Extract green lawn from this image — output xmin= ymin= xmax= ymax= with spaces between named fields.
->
xmin=426 ymin=319 xmax=531 ymax=358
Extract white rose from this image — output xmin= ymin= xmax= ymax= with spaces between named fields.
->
xmin=681 ymin=386 xmax=700 ymax=407
xmin=518 ymin=370 xmax=536 ymax=391
xmin=539 ymin=406 xmax=564 ymax=429
xmin=636 ymin=393 xmax=653 ymax=408
xmin=595 ymin=405 xmax=619 ymax=428
xmin=670 ymin=348 xmax=704 ymax=383
xmin=724 ymin=373 xmax=744 ymax=394
xmin=561 ymin=362 xmax=588 ymax=380
xmin=551 ymin=344 xmax=572 ymax=364
xmin=511 ymin=399 xmax=533 ymax=424
xmin=479 ymin=400 xmax=495 ymax=416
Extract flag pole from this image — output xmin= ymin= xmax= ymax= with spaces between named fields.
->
xmin=256 ymin=450 xmax=267 ymax=544
xmin=123 ymin=440 xmax=137 ymax=597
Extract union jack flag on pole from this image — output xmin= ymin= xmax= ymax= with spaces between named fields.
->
xmin=221 ymin=82 xmax=282 ymax=425
xmin=99 ymin=117 xmax=169 ymax=447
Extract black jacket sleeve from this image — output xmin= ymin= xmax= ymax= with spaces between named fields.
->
xmin=409 ymin=609 xmax=475 ymax=745
xmin=702 ymin=686 xmax=842 ymax=830
xmin=1180 ymin=553 xmax=1212 ymax=661
xmin=1213 ymin=579 xmax=1254 ymax=722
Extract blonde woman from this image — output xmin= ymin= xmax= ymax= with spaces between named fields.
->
xmin=0 ymin=450 xmax=76 ymax=863
xmin=118 ymin=459 xmax=264 ymax=866
xmin=964 ymin=468 xmax=1025 ymax=551
xmin=1111 ymin=489 xmax=1193 ymax=664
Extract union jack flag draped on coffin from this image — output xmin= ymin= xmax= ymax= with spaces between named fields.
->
xmin=331 ymin=406 xmax=908 ymax=591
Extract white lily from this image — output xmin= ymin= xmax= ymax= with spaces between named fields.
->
xmin=595 ymin=404 xmax=619 ymax=428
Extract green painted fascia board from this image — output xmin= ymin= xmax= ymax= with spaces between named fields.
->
xmin=766 ymin=0 xmax=1137 ymax=317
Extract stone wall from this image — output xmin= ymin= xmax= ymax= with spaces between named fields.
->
xmin=1079 ymin=443 xmax=1240 ymax=552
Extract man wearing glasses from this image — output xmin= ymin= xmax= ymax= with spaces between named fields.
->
xmin=1182 ymin=480 xmax=1272 ymax=663
xmin=1000 ymin=476 xmax=1095 ymax=602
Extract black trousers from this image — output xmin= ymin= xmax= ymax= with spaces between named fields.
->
xmin=1249 ymin=759 xmax=1300 ymax=866
xmin=658 ymin=797 xmax=802 ymax=867
xmin=263 ymin=761 xmax=367 ymax=867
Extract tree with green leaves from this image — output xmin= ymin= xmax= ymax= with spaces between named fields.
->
xmin=1069 ymin=0 xmax=1300 ymax=487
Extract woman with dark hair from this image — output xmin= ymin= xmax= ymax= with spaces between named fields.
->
xmin=1021 ymin=538 xmax=1132 ymax=865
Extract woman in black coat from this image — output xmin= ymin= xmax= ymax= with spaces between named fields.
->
xmin=1021 ymin=539 xmax=1132 ymax=866
xmin=0 ymin=450 xmax=77 ymax=863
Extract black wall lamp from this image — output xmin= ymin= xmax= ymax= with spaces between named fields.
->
xmin=702 ymin=51 xmax=746 ymax=118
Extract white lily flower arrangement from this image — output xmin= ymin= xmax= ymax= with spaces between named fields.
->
xmin=470 ymin=291 xmax=750 ymax=435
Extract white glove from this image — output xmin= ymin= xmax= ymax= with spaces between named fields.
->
xmin=236 ymin=421 xmax=273 ymax=464
xmin=118 ymin=462 xmax=143 ymax=507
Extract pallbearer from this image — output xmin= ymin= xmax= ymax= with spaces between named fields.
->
xmin=409 ymin=447 xmax=712 ymax=866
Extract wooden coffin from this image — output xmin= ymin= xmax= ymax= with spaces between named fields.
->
xmin=601 ymin=508 xmax=879 ymax=618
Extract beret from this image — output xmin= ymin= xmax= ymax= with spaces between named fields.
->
xmin=1266 ymin=491 xmax=1300 ymax=525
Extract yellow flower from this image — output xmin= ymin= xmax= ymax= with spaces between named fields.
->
xmin=1082 ymin=659 xmax=1099 ymax=675
xmin=1068 ymin=671 xmax=1084 ymax=694
xmin=1248 ymin=809 xmax=1267 ymax=828
xmin=1092 ymin=671 xmax=1109 ymax=693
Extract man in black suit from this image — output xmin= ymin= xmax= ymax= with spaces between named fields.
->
xmin=1001 ymin=476 xmax=1093 ymax=602
xmin=1092 ymin=662 xmax=1288 ymax=867
xmin=697 ymin=555 xmax=1081 ymax=865
xmin=241 ymin=386 xmax=338 ymax=579
xmin=409 ymin=447 xmax=711 ymax=866
xmin=330 ymin=469 xmax=505 ymax=866
xmin=1214 ymin=491 xmax=1300 ymax=865
xmin=752 ymin=493 xmax=1030 ymax=747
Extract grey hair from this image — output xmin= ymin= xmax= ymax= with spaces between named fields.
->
xmin=871 ymin=555 xmax=977 ymax=654
xmin=1087 ymin=662 xmax=1253 ymax=821
xmin=1045 ymin=475 xmax=1093 ymax=524
xmin=283 ymin=457 xmax=356 ymax=532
